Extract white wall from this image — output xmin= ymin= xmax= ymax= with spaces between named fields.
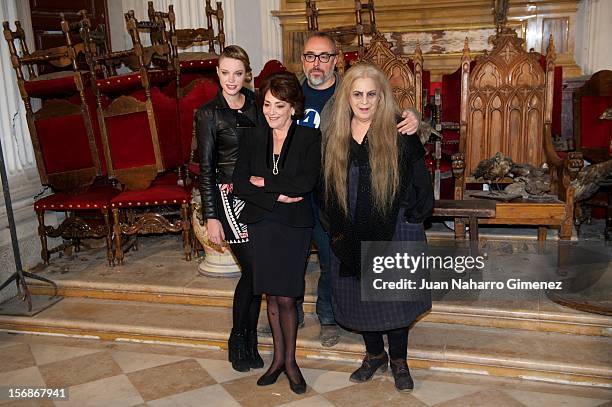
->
xmin=107 ymin=0 xmax=283 ymax=74
xmin=575 ymin=0 xmax=612 ymax=75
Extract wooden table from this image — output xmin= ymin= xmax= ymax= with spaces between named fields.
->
xmin=432 ymin=199 xmax=497 ymax=242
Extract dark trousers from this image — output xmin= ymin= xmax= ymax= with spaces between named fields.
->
xmin=361 ymin=327 xmax=409 ymax=360
xmin=297 ymin=196 xmax=336 ymax=326
xmin=231 ymin=241 xmax=261 ymax=331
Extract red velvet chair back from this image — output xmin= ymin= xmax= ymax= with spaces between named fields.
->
xmin=254 ymin=60 xmax=287 ymax=89
xmin=87 ymin=11 xmax=180 ymax=190
xmin=3 ymin=14 xmax=107 ymax=192
xmin=178 ymin=78 xmax=219 ymax=166
xmin=573 ymin=70 xmax=612 ymax=162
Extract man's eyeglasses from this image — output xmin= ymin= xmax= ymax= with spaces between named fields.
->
xmin=302 ymin=53 xmax=337 ymax=63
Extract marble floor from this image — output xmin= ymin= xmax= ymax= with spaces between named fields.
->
xmin=0 ymin=332 xmax=610 ymax=407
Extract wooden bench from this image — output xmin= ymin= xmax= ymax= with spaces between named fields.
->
xmin=432 ymin=199 xmax=497 ymax=243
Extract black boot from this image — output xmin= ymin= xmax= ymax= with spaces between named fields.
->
xmin=247 ymin=330 xmax=264 ymax=369
xmin=390 ymin=358 xmax=414 ymax=392
xmin=349 ymin=351 xmax=388 ymax=383
xmin=228 ymin=329 xmax=250 ymax=372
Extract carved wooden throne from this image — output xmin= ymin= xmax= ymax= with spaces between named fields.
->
xmin=452 ymin=28 xmax=582 ymax=240
xmin=358 ymin=30 xmax=423 ymax=117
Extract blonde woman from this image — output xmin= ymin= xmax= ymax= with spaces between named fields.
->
xmin=322 ymin=63 xmax=433 ymax=392
xmin=195 ymin=45 xmax=263 ymax=372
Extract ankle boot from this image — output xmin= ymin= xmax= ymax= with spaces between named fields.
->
xmin=349 ymin=351 xmax=388 ymax=383
xmin=228 ymin=329 xmax=250 ymax=372
xmin=247 ymin=330 xmax=264 ymax=369
xmin=390 ymin=358 xmax=414 ymax=392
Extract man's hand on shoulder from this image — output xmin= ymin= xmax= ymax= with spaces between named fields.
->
xmin=397 ymin=109 xmax=420 ymax=135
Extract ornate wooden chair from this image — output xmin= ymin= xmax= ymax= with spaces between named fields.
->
xmin=146 ymin=1 xmax=222 ymax=180
xmin=451 ymin=28 xmax=582 ymax=240
xmin=171 ymin=0 xmax=224 ymax=90
xmin=84 ymin=10 xmax=180 ymax=191
xmin=358 ymin=30 xmax=423 ymax=118
xmin=572 ymin=70 xmax=612 ymax=238
xmin=3 ymin=13 xmax=120 ymax=265
xmin=88 ymin=11 xmax=191 ymax=265
xmin=573 ymin=70 xmax=612 ymax=163
xmin=3 ymin=15 xmax=105 ymax=192
xmin=307 ymin=0 xmax=376 ymax=75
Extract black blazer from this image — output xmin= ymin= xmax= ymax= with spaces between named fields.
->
xmin=233 ymin=122 xmax=321 ymax=227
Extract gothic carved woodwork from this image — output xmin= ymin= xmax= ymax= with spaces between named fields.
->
xmin=462 ymin=28 xmax=550 ymax=176
xmin=358 ymin=30 xmax=422 ymax=115
xmin=276 ymin=0 xmax=582 ymax=80
xmin=451 ymin=28 xmax=582 ymax=240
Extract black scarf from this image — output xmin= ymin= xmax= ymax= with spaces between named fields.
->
xmin=327 ymin=136 xmax=407 ymax=278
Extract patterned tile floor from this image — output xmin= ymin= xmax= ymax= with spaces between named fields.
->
xmin=0 ymin=332 xmax=610 ymax=407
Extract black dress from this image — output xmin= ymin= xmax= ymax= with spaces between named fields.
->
xmin=326 ymin=135 xmax=434 ymax=331
xmin=233 ymin=123 xmax=322 ymax=297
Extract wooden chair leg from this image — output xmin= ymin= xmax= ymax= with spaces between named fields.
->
xmin=538 ymin=226 xmax=547 ymax=242
xmin=128 ymin=209 xmax=139 ymax=251
xmin=454 ymin=218 xmax=466 ymax=240
xmin=103 ymin=209 xmax=114 ymax=267
xmin=36 ymin=211 xmax=50 ymax=264
xmin=559 ymin=220 xmax=572 ymax=241
xmin=181 ymin=203 xmax=192 ymax=261
xmin=112 ymin=208 xmax=124 ymax=265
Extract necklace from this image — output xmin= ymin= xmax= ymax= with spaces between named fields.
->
xmin=272 ymin=154 xmax=280 ymax=175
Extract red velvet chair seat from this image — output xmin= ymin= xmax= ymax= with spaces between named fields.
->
xmin=179 ymin=58 xmax=218 ymax=72
xmin=96 ymin=70 xmax=175 ymax=94
xmin=153 ymin=171 xmax=180 ymax=185
xmin=152 ymin=171 xmax=193 ymax=188
xmin=34 ymin=186 xmax=120 ymax=212
xmin=110 ymin=184 xmax=191 ymax=208
xmin=24 ymin=71 xmax=86 ymax=98
xmin=178 ymin=59 xmax=218 ymax=89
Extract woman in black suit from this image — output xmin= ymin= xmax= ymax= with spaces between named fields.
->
xmin=233 ymin=72 xmax=321 ymax=394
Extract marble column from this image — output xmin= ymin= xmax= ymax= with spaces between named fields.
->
xmin=259 ymin=0 xmax=283 ymax=64
xmin=0 ymin=0 xmax=47 ymax=302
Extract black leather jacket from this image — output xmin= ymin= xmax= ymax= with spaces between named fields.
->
xmin=195 ymin=88 xmax=261 ymax=220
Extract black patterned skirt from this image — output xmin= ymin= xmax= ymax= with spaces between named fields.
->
xmin=330 ymin=163 xmax=432 ymax=331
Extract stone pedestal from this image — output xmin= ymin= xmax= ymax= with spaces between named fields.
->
xmin=191 ymin=193 xmax=241 ymax=278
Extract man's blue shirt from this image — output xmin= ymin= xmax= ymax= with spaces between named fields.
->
xmin=297 ymin=81 xmax=336 ymax=129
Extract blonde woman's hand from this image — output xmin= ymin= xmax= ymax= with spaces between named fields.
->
xmin=277 ymin=194 xmax=303 ymax=203
xmin=250 ymin=176 xmax=265 ymax=187
xmin=206 ymin=219 xmax=226 ymax=252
